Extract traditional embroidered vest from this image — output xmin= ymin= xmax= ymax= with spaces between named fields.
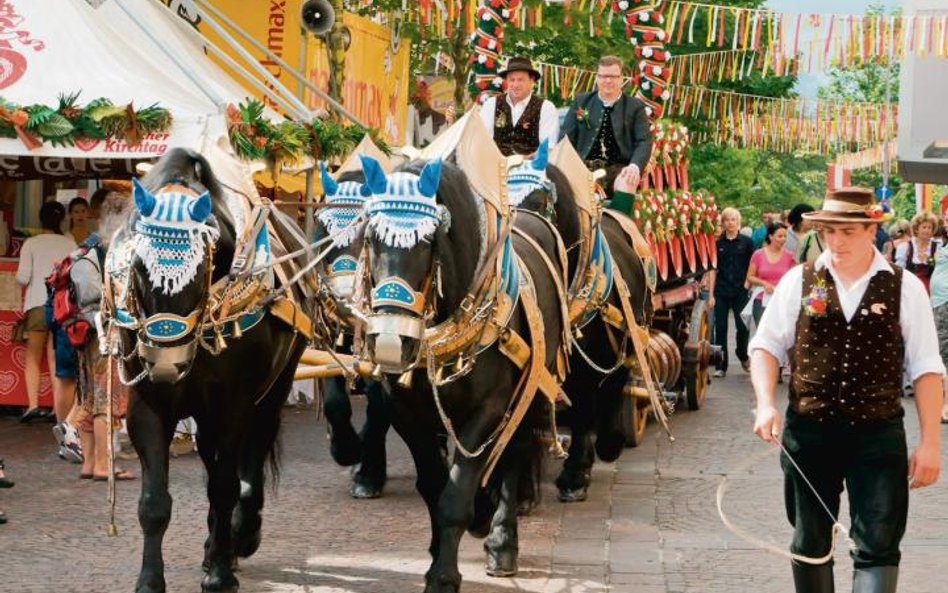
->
xmin=586 ymin=103 xmax=622 ymax=166
xmin=790 ymin=264 xmax=904 ymax=425
xmin=494 ymin=95 xmax=543 ymax=156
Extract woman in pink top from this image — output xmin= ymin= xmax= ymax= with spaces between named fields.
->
xmin=746 ymin=222 xmax=796 ymax=325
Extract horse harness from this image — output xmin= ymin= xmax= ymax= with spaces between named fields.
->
xmin=103 ymin=183 xmax=314 ymax=385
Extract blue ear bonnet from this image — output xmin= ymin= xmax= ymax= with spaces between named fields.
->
xmin=507 ymin=139 xmax=554 ymax=207
xmin=359 ymin=156 xmax=447 ymax=249
xmin=317 ymin=162 xmax=370 ymax=247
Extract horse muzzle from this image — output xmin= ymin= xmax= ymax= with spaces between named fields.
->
xmin=137 ymin=339 xmax=198 ymax=384
xmin=365 ymin=313 xmax=425 ymax=374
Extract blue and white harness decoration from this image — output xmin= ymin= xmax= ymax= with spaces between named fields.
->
xmin=317 ymin=162 xmax=370 ymax=248
xmin=360 ymin=155 xmax=448 ymax=250
xmin=507 ymin=138 xmax=556 ymax=210
xmin=131 ymin=178 xmax=220 ymax=297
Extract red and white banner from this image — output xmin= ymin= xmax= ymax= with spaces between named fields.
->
xmin=827 ymin=164 xmax=851 ymax=190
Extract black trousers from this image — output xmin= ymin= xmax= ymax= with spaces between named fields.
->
xmin=782 ymin=409 xmax=909 ymax=568
xmin=712 ymin=292 xmax=749 ymax=372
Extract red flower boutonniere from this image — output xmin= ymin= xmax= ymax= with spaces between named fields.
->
xmin=576 ymin=108 xmax=590 ymax=127
xmin=866 ymin=205 xmax=885 ymax=220
xmin=802 ymin=276 xmax=829 ymax=317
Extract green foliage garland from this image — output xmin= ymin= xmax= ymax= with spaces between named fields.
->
xmin=0 ymin=92 xmax=172 ymax=149
xmin=226 ymin=99 xmax=390 ymax=166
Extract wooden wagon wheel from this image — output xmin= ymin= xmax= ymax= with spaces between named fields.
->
xmin=682 ymin=299 xmax=712 ymax=410
xmin=621 ymin=387 xmax=650 ymax=448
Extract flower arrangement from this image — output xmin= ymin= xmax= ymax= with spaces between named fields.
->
xmin=0 ymin=92 xmax=172 ymax=150
xmin=802 ymin=276 xmax=829 ymax=317
xmin=576 ymin=107 xmax=590 ymax=127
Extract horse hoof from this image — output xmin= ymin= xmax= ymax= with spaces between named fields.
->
xmin=329 ymin=427 xmax=362 ymax=467
xmin=135 ymin=574 xmax=166 ymax=593
xmin=201 ymin=571 xmax=239 ymax=592
xmin=595 ymin=431 xmax=625 ymax=462
xmin=486 ymin=550 xmax=519 ymax=578
xmin=350 ymin=481 xmax=383 ymax=499
xmin=558 ymin=487 xmax=588 ymax=503
xmin=423 ymin=574 xmax=461 ymax=593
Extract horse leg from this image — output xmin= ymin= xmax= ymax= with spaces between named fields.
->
xmin=350 ymin=379 xmax=391 ymax=499
xmin=388 ymin=395 xmax=449 ymax=565
xmin=594 ymin=370 xmax=629 ymax=462
xmin=323 ymin=376 xmax=362 ymax=466
xmin=484 ymin=452 xmax=523 ymax=577
xmin=200 ymin=427 xmax=241 ymax=593
xmin=128 ymin=395 xmax=176 ymax=593
xmin=556 ymin=374 xmax=596 ymax=502
xmin=232 ymin=366 xmax=291 ymax=558
xmin=425 ymin=453 xmax=487 ymax=593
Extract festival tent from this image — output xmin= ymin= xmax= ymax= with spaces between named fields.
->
xmin=0 ymin=0 xmax=288 ymax=180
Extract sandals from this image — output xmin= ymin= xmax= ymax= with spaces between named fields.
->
xmin=92 ymin=469 xmax=136 ymax=481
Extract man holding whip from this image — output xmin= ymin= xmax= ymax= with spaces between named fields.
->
xmin=749 ymin=187 xmax=944 ymax=593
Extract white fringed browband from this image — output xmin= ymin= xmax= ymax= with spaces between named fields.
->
xmin=133 ymin=190 xmax=220 ymax=296
xmin=366 ymin=172 xmax=443 ymax=249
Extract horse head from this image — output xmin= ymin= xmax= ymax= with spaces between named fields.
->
xmin=120 ymin=148 xmax=234 ymax=383
xmin=358 ymin=154 xmax=451 ymax=374
xmin=314 ymin=162 xmax=371 ymax=301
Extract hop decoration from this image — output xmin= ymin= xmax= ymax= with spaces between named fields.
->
xmin=468 ymin=0 xmax=520 ymax=103
xmin=227 ymin=99 xmax=389 ymax=168
xmin=0 ymin=92 xmax=172 ymax=150
xmin=614 ymin=0 xmax=673 ymax=119
xmin=629 ymin=187 xmax=718 ymax=281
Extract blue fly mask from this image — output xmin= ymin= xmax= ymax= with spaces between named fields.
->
xmin=317 ymin=162 xmax=370 ymax=248
xmin=131 ymin=177 xmax=220 ymax=296
xmin=360 ymin=155 xmax=450 ymax=249
xmin=507 ymin=138 xmax=555 ymax=212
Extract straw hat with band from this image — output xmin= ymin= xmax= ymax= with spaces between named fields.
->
xmin=498 ymin=57 xmax=542 ymax=80
xmin=802 ymin=186 xmax=890 ymax=224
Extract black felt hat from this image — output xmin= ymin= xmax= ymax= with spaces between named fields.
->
xmin=498 ymin=57 xmax=541 ymax=80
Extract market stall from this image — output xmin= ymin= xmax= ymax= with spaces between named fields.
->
xmin=0 ymin=0 xmax=278 ymax=406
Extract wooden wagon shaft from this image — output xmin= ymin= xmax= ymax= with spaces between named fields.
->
xmin=295 ymin=349 xmax=375 ymax=380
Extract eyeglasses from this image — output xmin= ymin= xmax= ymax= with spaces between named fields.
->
xmin=596 ymin=74 xmax=621 ymax=80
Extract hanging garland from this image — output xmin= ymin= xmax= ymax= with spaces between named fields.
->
xmin=226 ymin=99 xmax=389 ymax=167
xmin=0 ymin=92 xmax=172 ymax=151
xmin=467 ymin=0 xmax=519 ymax=103
xmin=614 ymin=0 xmax=673 ymax=119
xmin=663 ymin=1 xmax=948 ymax=68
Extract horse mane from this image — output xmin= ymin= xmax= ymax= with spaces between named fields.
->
xmin=138 ymin=147 xmax=236 ymax=282
xmin=397 ymin=159 xmax=482 ymax=319
xmin=519 ymin=164 xmax=581 ymax=276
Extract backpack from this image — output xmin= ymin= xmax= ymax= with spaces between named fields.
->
xmin=45 ymin=239 xmax=103 ymax=348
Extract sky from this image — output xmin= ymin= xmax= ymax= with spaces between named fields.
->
xmin=765 ymin=0 xmax=903 ymax=97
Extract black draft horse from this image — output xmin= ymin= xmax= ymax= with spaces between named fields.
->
xmin=512 ymin=148 xmax=652 ymax=502
xmin=357 ymin=155 xmax=565 ymax=592
xmin=110 ymin=148 xmax=310 ymax=593
xmin=312 ymin=166 xmax=392 ymax=499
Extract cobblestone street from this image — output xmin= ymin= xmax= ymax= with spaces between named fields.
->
xmin=1 ymin=368 xmax=946 ymax=593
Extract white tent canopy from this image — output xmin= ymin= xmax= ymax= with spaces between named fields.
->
xmin=0 ymin=0 xmax=268 ymax=178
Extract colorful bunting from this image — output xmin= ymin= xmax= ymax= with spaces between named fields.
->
xmin=663 ymin=1 xmax=948 ymax=68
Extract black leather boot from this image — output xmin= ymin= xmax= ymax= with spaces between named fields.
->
xmin=792 ymin=560 xmax=835 ymax=593
xmin=852 ymin=566 xmax=898 ymax=593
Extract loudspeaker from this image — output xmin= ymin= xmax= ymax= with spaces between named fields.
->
xmin=301 ymin=0 xmax=335 ymax=36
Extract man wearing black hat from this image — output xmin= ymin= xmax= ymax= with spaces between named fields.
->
xmin=478 ymin=56 xmax=559 ymax=157
xmin=560 ymin=55 xmax=652 ymax=197
xmin=750 ymin=187 xmax=944 ymax=593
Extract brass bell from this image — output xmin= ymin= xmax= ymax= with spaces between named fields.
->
xmin=397 ymin=371 xmax=413 ymax=389
xmin=231 ymin=320 xmax=243 ymax=339
xmin=215 ymin=330 xmax=228 ymax=351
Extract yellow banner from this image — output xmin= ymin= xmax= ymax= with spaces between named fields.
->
xmin=192 ymin=0 xmax=303 ymax=113
xmin=304 ymin=13 xmax=411 ymax=144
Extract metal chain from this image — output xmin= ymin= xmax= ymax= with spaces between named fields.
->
xmin=570 ymin=332 xmax=627 ymax=375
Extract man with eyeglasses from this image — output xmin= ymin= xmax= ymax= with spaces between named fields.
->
xmin=561 ymin=55 xmax=652 ymax=198
xmin=478 ymin=56 xmax=559 ymax=157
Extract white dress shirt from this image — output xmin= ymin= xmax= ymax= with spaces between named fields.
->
xmin=749 ymin=248 xmax=945 ymax=382
xmin=479 ymin=94 xmax=560 ymax=151
xmin=894 ymin=236 xmax=940 ymax=268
